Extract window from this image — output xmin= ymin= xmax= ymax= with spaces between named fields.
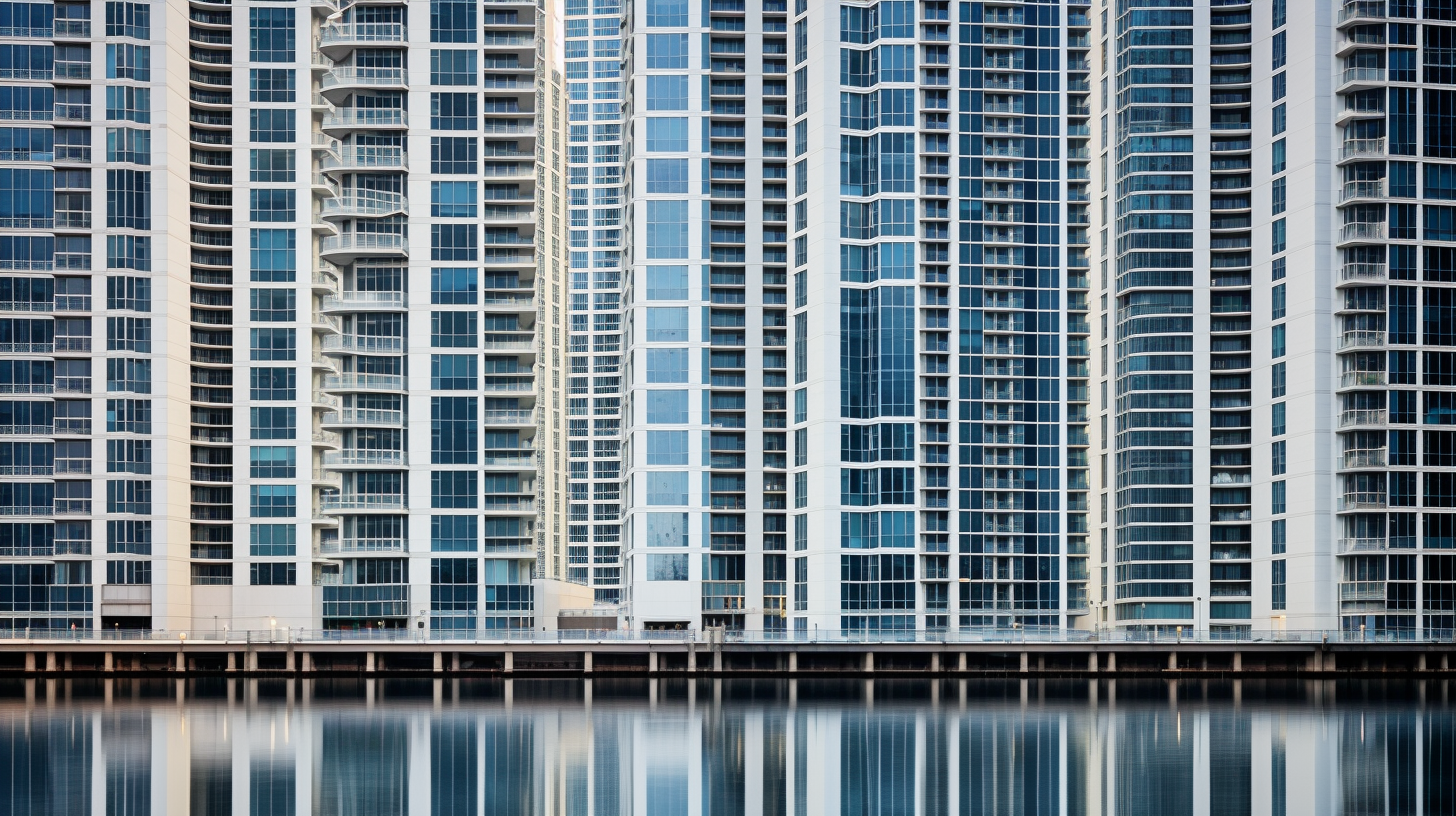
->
xmin=646 ymin=75 xmax=689 ymax=111
xmin=431 ymin=311 xmax=477 ymax=348
xmin=431 ymin=181 xmax=477 ymax=217
xmin=250 ymin=149 xmax=295 ymax=182
xmin=105 ymin=439 xmax=150 ymax=474
xmin=250 ymin=446 xmax=296 ymax=479
xmin=249 ymin=8 xmax=295 ymax=62
xmin=104 ymin=87 xmax=149 ymax=123
xmin=250 ymin=68 xmax=295 ymax=102
xmin=250 ymin=407 xmax=296 ymax=440
xmin=1271 ymin=218 xmax=1286 ymax=254
xmin=104 ymin=43 xmax=150 ymax=81
xmin=1271 ymin=440 xmax=1286 ymax=475
xmin=646 ymin=33 xmax=689 ymax=69
xmin=646 ymin=200 xmax=689 ymax=258
xmin=249 ymin=109 xmax=295 ymax=143
xmin=431 ymin=223 xmax=477 ymax=261
xmin=646 ymin=265 xmax=688 ymax=299
xmin=250 ymin=229 xmax=296 ymax=281
xmin=106 ymin=480 xmax=150 ymax=514
xmin=431 ymin=137 xmax=477 ymax=174
xmin=431 ymin=515 xmax=477 ymax=552
xmin=431 ymin=354 xmax=476 ymax=389
xmin=431 ymin=396 xmax=478 ymax=464
xmin=105 ymin=169 xmax=149 ymax=229
xmin=646 ymin=472 xmax=689 ymax=505
xmin=107 ymin=560 xmax=151 ymax=585
xmin=431 ymin=92 xmax=477 ymax=130
xmin=106 ymin=2 xmax=151 ymax=38
xmin=250 ymin=289 xmax=296 ymax=322
xmin=1272 ymin=103 xmax=1286 ymax=136
xmin=250 ymin=367 xmax=295 ymax=401
xmin=646 ymin=431 xmax=689 ymax=465
xmin=645 ymin=306 xmax=689 ymax=341
xmin=647 ymin=348 xmax=689 ymax=382
xmin=430 ymin=0 xmax=476 ymax=43
xmin=1271 ymin=559 xmax=1286 ymax=610
xmin=105 ymin=127 xmax=149 ymax=164
xmin=105 ymin=358 xmax=150 ymax=393
xmin=1272 ymin=402 xmax=1286 ymax=436
xmin=1271 ymin=31 xmax=1286 ymax=69
xmin=431 ymin=267 xmax=477 ymax=304
xmin=646 ymin=159 xmax=689 ymax=193
xmin=431 ymin=470 xmax=478 ymax=508
xmin=250 ymin=189 xmax=296 ymax=222
xmin=105 ymin=317 xmax=150 ymax=353
xmin=1271 ymin=139 xmax=1285 ymax=173
xmin=250 ymin=328 xmax=296 ymax=361
xmin=1271 ymin=361 xmax=1286 ymax=397
xmin=646 ymin=390 xmax=689 ymax=423
xmin=430 ymin=49 xmax=476 ymax=85
xmin=645 ymin=118 xmax=688 ymax=152
xmin=1271 ymin=480 xmax=1286 ymax=514
xmin=1271 ymin=177 xmax=1286 ymax=215
xmin=646 ymin=0 xmax=688 ymax=27
xmin=251 ymin=524 xmax=296 ymax=556
xmin=250 ymin=563 xmax=296 ymax=586
xmin=250 ymin=485 xmax=296 ymax=518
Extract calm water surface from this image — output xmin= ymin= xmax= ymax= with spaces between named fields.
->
xmin=0 ymin=678 xmax=1451 ymax=815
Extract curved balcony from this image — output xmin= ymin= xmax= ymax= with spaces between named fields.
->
xmin=321 ymin=108 xmax=407 ymax=134
xmin=1339 ymin=329 xmax=1386 ymax=350
xmin=311 ymin=431 xmax=342 ymax=449
xmin=320 ymin=232 xmax=408 ymax=263
xmin=1340 ymin=180 xmax=1386 ymax=204
xmin=1336 ymin=98 xmax=1385 ymax=124
xmin=320 ymin=191 xmax=407 ymax=221
xmin=318 ymin=23 xmax=407 ymax=58
xmin=1339 ymin=537 xmax=1388 ymax=553
xmin=320 ymin=334 xmax=404 ymax=355
xmin=481 ymin=409 xmax=538 ymax=427
xmin=1338 ymin=221 xmax=1385 ymax=245
xmin=1340 ymin=449 xmax=1388 ymax=470
xmin=321 ymin=407 xmax=405 ymax=428
xmin=1339 ymin=262 xmax=1387 ymax=283
xmin=1337 ymin=1 xmax=1385 ymax=27
xmin=322 ymin=450 xmax=406 ymax=468
xmin=322 ymin=291 xmax=407 ymax=312
xmin=1338 ymin=370 xmax=1387 ymax=389
xmin=321 ymin=373 xmax=406 ymax=393
xmin=320 ymin=494 xmax=407 ymax=513
xmin=321 ymin=538 xmax=407 ymax=554
xmin=318 ymin=67 xmax=407 ymax=102
xmin=1340 ymin=137 xmax=1386 ymax=163
xmin=1339 ymin=66 xmax=1386 ymax=91
xmin=1338 ymin=408 xmax=1387 ymax=428
xmin=320 ymin=146 xmax=408 ymax=174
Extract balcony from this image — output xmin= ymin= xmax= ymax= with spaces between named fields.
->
xmin=321 ymin=334 xmax=404 ymax=355
xmin=319 ymin=67 xmax=407 ymax=101
xmin=1339 ymin=537 xmax=1388 ymax=553
xmin=1341 ymin=180 xmax=1386 ymax=203
xmin=1340 ymin=262 xmax=1386 ymax=283
xmin=321 ymin=538 xmax=407 ymax=554
xmin=319 ymin=232 xmax=408 ymax=262
xmin=482 ymin=409 xmax=537 ymax=426
xmin=322 ymin=108 xmax=407 ymax=133
xmin=318 ymin=22 xmax=407 ymax=57
xmin=1341 ymin=138 xmax=1386 ymax=162
xmin=1339 ymin=222 xmax=1385 ymax=244
xmin=321 ymin=191 xmax=408 ymax=220
xmin=1339 ymin=370 xmax=1386 ymax=389
xmin=1339 ymin=581 xmax=1386 ymax=602
xmin=1337 ymin=1 xmax=1385 ymax=26
xmin=1337 ymin=493 xmax=1387 ymax=511
xmin=321 ymin=407 xmax=406 ymax=427
xmin=1341 ymin=449 xmax=1387 ymax=469
xmin=320 ymin=494 xmax=407 ymax=513
xmin=322 ymin=450 xmax=406 ymax=468
xmin=1339 ymin=330 xmax=1386 ymax=350
xmin=1338 ymin=409 xmax=1387 ymax=427
xmin=1339 ymin=66 xmax=1386 ymax=89
xmin=321 ymin=146 xmax=408 ymax=173
xmin=322 ymin=291 xmax=407 ymax=312
xmin=322 ymin=373 xmax=406 ymax=392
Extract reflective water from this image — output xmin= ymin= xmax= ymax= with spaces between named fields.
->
xmin=0 ymin=678 xmax=1450 ymax=815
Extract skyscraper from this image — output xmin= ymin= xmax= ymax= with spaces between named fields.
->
xmin=614 ymin=0 xmax=1093 ymax=632
xmin=0 ymin=0 xmax=567 ymax=633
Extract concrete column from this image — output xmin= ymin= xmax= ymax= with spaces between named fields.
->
xmin=1168 ymin=652 xmax=1178 ymax=671
xmin=1019 ymin=652 xmax=1029 ymax=673
xmin=1442 ymin=653 xmax=1450 ymax=671
xmin=1037 ymin=654 xmax=1045 ymax=672
xmin=787 ymin=652 xmax=797 ymax=673
xmin=45 ymin=652 xmax=57 ymax=672
xmin=103 ymin=652 xmax=113 ymax=672
xmin=365 ymin=652 xmax=376 ymax=673
xmin=1232 ymin=652 xmax=1242 ymax=672
xmin=582 ymin=652 xmax=593 ymax=674
xmin=301 ymin=652 xmax=313 ymax=673
xmin=687 ymin=648 xmax=697 ymax=672
xmin=649 ymin=651 xmax=659 ymax=673
xmin=1106 ymin=652 xmax=1116 ymax=672
xmin=1088 ymin=652 xmax=1098 ymax=673
xmin=1418 ymin=653 xmax=1428 ymax=672
xmin=176 ymin=651 xmax=185 ymax=672
xmin=930 ymin=652 xmax=940 ymax=673
xmin=23 ymin=653 xmax=35 ymax=672
xmin=227 ymin=651 xmax=237 ymax=672
xmin=62 ymin=654 xmax=71 ymax=672
xmin=503 ymin=652 xmax=513 ymax=674
xmin=957 ymin=652 xmax=967 ymax=672
xmin=864 ymin=652 xmax=875 ymax=673
xmin=450 ymin=652 xmax=460 ymax=672
xmin=713 ymin=650 xmax=723 ymax=672
xmin=432 ymin=652 xmax=443 ymax=673
xmin=285 ymin=650 xmax=295 ymax=672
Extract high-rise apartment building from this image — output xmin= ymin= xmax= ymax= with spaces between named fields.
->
xmin=0 ymin=0 xmax=567 ymax=633
xmin=612 ymin=0 xmax=1094 ymax=632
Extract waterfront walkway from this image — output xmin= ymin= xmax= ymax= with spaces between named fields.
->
xmin=0 ymin=628 xmax=1452 ymax=676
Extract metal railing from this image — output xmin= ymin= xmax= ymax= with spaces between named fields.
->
xmin=0 ymin=627 xmax=1453 ymax=645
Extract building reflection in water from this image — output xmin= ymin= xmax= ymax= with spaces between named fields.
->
xmin=0 ymin=679 xmax=1450 ymax=815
